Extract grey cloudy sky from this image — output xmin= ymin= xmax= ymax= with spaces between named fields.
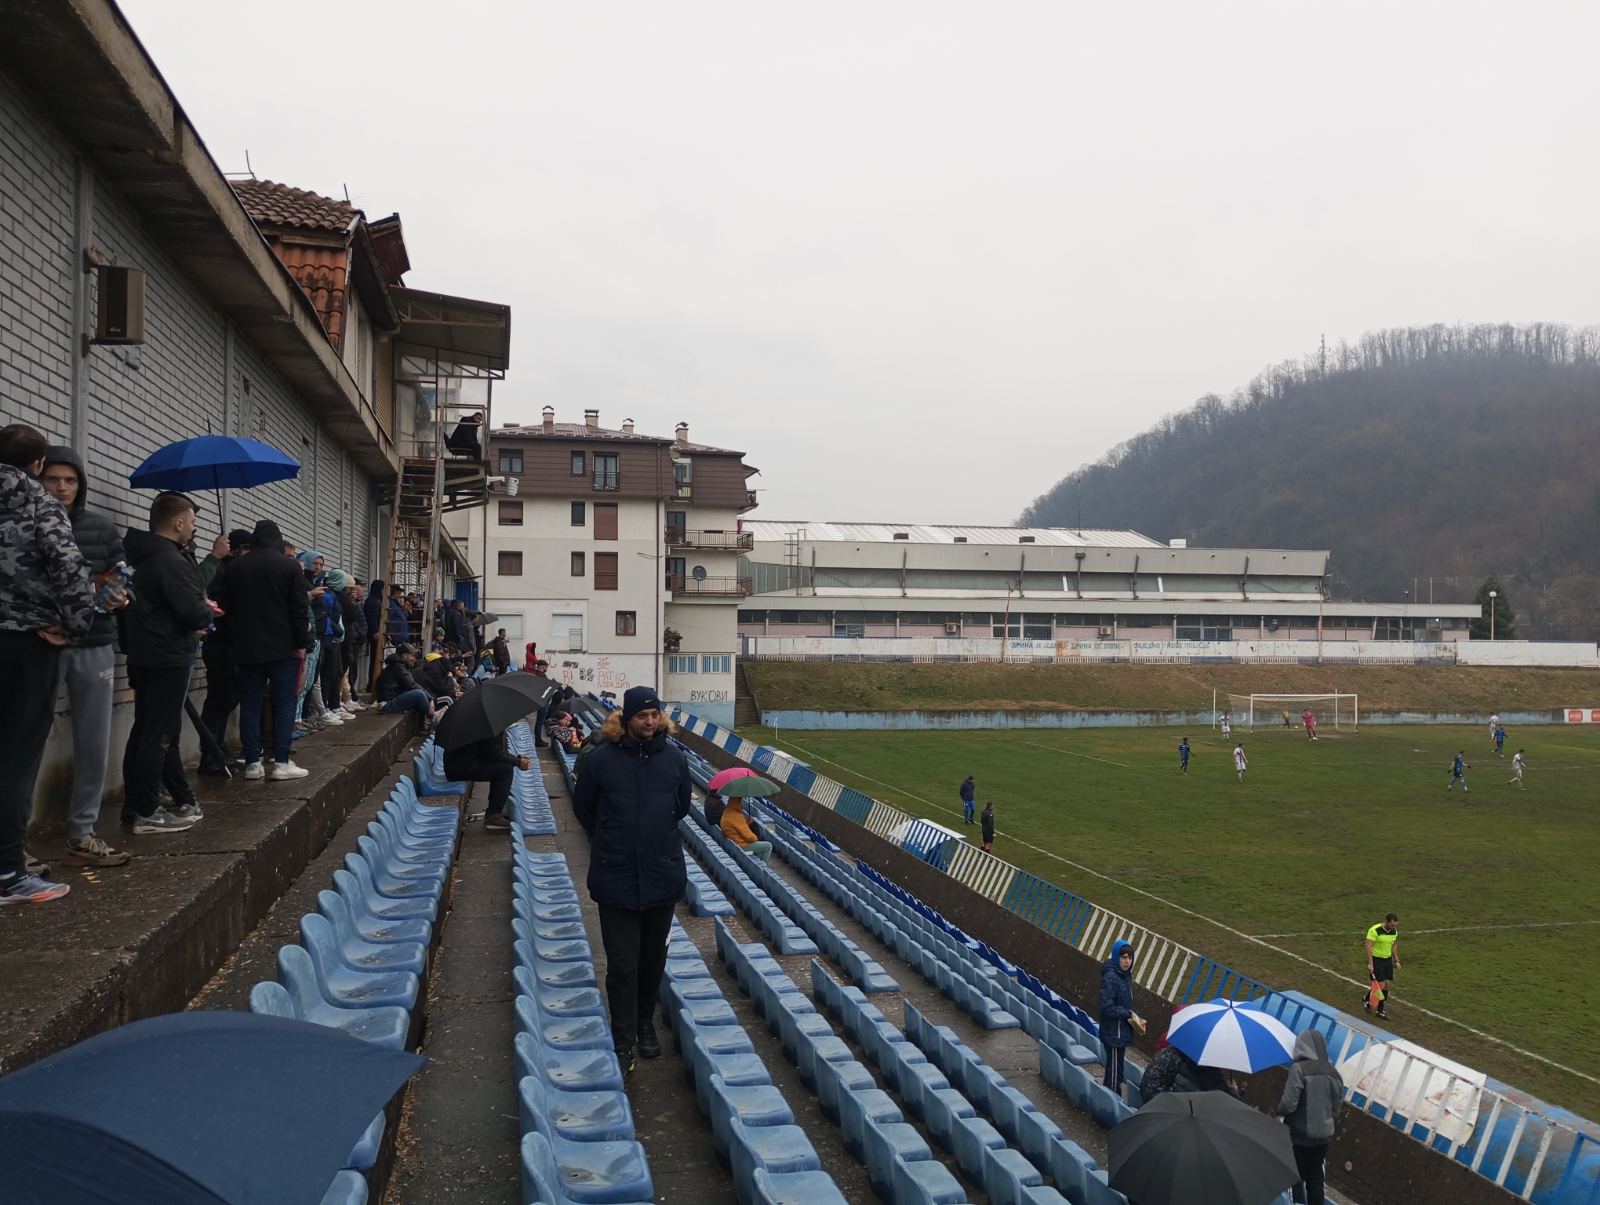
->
xmin=122 ymin=0 xmax=1597 ymax=525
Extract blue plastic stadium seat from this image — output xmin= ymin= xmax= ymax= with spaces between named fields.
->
xmin=750 ymin=1167 xmax=849 ymax=1205
xmin=513 ymin=966 xmax=606 ymax=1022
xmin=343 ymin=851 xmax=439 ymax=905
xmin=298 ymin=915 xmax=421 ymax=1011
xmin=704 ymin=1074 xmax=795 ymax=1162
xmin=344 ymin=1112 xmax=383 ymax=1171
xmin=516 ymin=1029 xmax=624 ymax=1094
xmin=516 ymin=992 xmax=613 ymax=1052
xmin=724 ymin=1115 xmax=822 ymax=1189
xmin=260 ymin=954 xmax=410 ymax=1050
xmin=519 ymin=1130 xmax=654 ymax=1205
xmin=950 ymin=1114 xmax=1007 ymax=1182
xmin=305 ymin=904 xmax=426 ymax=978
xmin=518 ymin=1074 xmax=636 ymax=1144
xmin=890 ymin=1154 xmax=967 ymax=1205
xmin=318 ymin=888 xmax=431 ymax=948
xmin=983 ymin=1145 xmax=1044 ymax=1205
xmin=318 ymin=1170 xmax=368 ymax=1205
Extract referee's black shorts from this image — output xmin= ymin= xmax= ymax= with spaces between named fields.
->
xmin=1370 ymin=956 xmax=1394 ymax=983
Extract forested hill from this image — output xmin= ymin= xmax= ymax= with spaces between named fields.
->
xmin=1020 ymin=324 xmax=1600 ymax=638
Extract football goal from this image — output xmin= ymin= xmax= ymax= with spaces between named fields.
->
xmin=1213 ymin=692 xmax=1359 ymax=731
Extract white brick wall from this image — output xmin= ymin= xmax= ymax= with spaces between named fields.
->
xmin=1 ymin=65 xmax=386 ymax=826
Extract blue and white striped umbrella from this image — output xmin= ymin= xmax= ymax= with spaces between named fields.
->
xmin=1164 ymin=999 xmax=1297 ymax=1073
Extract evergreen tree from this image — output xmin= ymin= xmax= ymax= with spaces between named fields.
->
xmin=1470 ymin=577 xmax=1517 ymax=640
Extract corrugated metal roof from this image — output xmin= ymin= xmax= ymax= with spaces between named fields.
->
xmin=744 ymin=521 xmax=1165 ymax=548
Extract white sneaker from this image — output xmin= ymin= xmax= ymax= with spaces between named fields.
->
xmin=347 ymin=700 xmax=367 ymax=711
xmin=320 ymin=712 xmax=345 ymax=726
xmin=269 ymin=760 xmax=310 ymax=781
xmin=243 ymin=761 xmax=265 ymax=780
xmin=340 ymin=705 xmax=359 ymax=717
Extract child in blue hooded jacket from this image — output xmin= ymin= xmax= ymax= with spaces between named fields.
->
xmin=1099 ymin=939 xmax=1143 ymax=1092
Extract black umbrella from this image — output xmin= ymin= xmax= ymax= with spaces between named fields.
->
xmin=0 ymin=1010 xmax=422 ymax=1205
xmin=1108 ymin=1091 xmax=1301 ymax=1205
xmin=435 ymin=673 xmax=559 ymax=751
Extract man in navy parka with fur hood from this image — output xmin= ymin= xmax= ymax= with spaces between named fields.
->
xmin=1099 ymin=938 xmax=1138 ymax=1092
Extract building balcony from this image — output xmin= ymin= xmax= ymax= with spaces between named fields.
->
xmin=664 ymin=528 xmax=755 ymax=552
xmin=667 ymin=574 xmax=752 ymax=599
xmin=739 ymin=489 xmax=758 ymax=512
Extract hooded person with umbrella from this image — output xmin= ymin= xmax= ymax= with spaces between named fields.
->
xmin=1274 ymin=1030 xmax=1345 ymax=1204
xmin=434 ymin=672 xmax=556 ymax=829
xmin=1110 ymin=1090 xmax=1302 ymax=1205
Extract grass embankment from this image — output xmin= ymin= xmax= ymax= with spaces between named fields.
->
xmin=741 ymin=721 xmax=1600 ymax=1118
xmin=744 ymin=661 xmax=1596 ymax=715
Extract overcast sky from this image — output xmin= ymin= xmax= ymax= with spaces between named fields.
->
xmin=122 ymin=0 xmax=1597 ymax=525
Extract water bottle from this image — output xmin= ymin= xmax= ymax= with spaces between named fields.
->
xmin=94 ymin=562 xmax=131 ymax=612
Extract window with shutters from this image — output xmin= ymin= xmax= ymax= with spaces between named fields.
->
xmin=497 ymin=501 xmax=524 ymax=526
xmin=570 ymin=551 xmax=585 ymax=576
xmin=594 ymin=503 xmax=618 ymax=541
xmin=594 ymin=552 xmax=618 ymax=590
xmin=498 ymin=551 xmax=523 ymax=576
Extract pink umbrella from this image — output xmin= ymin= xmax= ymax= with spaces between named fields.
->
xmin=707 ymin=766 xmax=760 ymax=793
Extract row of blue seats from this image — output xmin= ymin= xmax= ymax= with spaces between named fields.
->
xmin=811 ymin=963 xmax=1070 ymax=1205
xmin=683 ymin=849 xmax=736 ymax=917
xmin=248 ymin=768 xmax=460 ymax=1205
xmin=679 ymin=815 xmax=817 ymax=956
xmin=751 ymin=816 xmax=1016 ymax=1031
xmin=506 ymin=723 xmax=558 ymax=834
xmin=511 ymin=841 xmax=654 ymax=1205
xmin=658 ymin=917 xmax=849 ymax=1204
xmin=713 ymin=919 xmax=969 ymax=1205
xmin=690 ymin=803 xmax=896 ymax=993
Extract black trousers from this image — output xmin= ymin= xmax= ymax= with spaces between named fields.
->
xmin=0 ymin=631 xmax=62 ymax=877
xmin=1291 ymin=1143 xmax=1328 ymax=1205
xmin=199 ymin=638 xmax=237 ymax=768
xmin=459 ymin=758 xmax=514 ymax=814
xmin=596 ymin=902 xmax=676 ymax=1051
xmin=122 ymin=666 xmax=195 ymax=820
xmin=342 ymin=639 xmax=364 ymax=698
xmin=319 ymin=635 xmax=343 ymax=710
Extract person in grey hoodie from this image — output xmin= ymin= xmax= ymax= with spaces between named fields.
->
xmin=1275 ymin=1029 xmax=1345 ymax=1205
xmin=39 ymin=447 xmax=131 ymax=868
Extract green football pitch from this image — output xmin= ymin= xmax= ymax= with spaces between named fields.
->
xmin=745 ymin=720 xmax=1600 ymax=1118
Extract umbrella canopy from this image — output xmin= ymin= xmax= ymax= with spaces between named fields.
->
xmin=707 ymin=766 xmax=760 ymax=793
xmin=1108 ymin=1091 xmax=1300 ymax=1205
xmin=718 ymin=776 xmax=780 ymax=798
xmin=1164 ymin=999 xmax=1297 ymax=1073
xmin=0 ymin=1010 xmax=422 ymax=1205
xmin=130 ymin=436 xmax=301 ymax=492
xmin=435 ymin=673 xmax=559 ymax=751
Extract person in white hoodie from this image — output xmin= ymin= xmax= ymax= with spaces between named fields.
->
xmin=1274 ymin=1029 xmax=1345 ymax=1205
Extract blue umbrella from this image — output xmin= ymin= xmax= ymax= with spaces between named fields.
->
xmin=1163 ymin=998 xmax=1297 ymax=1073
xmin=0 ymin=1010 xmax=423 ymax=1204
xmin=130 ymin=435 xmax=300 ymax=492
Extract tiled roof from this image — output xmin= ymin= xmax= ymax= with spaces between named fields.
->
xmin=231 ymin=178 xmax=358 ymax=233
xmin=490 ymin=422 xmax=744 ymax=455
xmin=277 ymin=245 xmax=348 ymax=350
xmin=744 ymin=521 xmax=1166 ymax=547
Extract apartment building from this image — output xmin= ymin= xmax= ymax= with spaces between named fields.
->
xmin=450 ymin=409 xmax=757 ymax=725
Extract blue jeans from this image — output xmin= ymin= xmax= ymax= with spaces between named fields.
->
xmin=382 ymin=687 xmax=431 ymax=719
xmin=238 ymin=656 xmax=302 ymax=764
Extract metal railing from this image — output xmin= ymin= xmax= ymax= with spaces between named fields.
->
xmin=667 ymin=703 xmax=1598 ymax=1204
xmin=667 ymin=575 xmax=752 ymax=598
xmin=664 ymin=528 xmax=754 ymax=551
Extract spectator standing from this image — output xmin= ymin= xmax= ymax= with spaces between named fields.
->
xmin=443 ymin=598 xmax=472 ymax=654
xmin=959 ymin=774 xmax=976 ymax=825
xmin=490 ymin=627 xmax=511 ymax=675
xmin=1274 ymin=1030 xmax=1344 ymax=1205
xmin=197 ymin=529 xmax=251 ymax=777
xmin=385 ymin=584 xmax=410 ymax=647
xmin=38 ymin=445 xmax=131 ymax=867
xmin=980 ymin=800 xmax=995 ymax=852
xmin=317 ymin=568 xmax=349 ymax=713
xmin=1363 ymin=913 xmax=1400 ymax=1020
xmin=119 ymin=492 xmax=214 ymax=834
xmin=1098 ymin=939 xmax=1142 ymax=1094
xmin=339 ymin=578 xmax=368 ymax=708
xmin=719 ymin=797 xmax=772 ymax=862
xmin=572 ymin=686 xmax=691 ymax=1071
xmin=443 ymin=734 xmax=529 ymax=832
xmin=362 ymin=578 xmax=385 ymax=683
xmin=0 ymin=425 xmax=94 ymax=903
xmin=215 ymin=520 xmax=311 ymax=781
xmin=376 ymin=644 xmax=434 ymax=725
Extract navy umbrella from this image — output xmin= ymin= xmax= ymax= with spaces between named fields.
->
xmin=1108 ymin=1091 xmax=1300 ymax=1205
xmin=435 ymin=672 xmax=560 ymax=751
xmin=129 ymin=435 xmax=300 ymax=493
xmin=0 ymin=1011 xmax=423 ymax=1205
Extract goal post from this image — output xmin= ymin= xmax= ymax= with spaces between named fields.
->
xmin=1223 ymin=693 xmax=1359 ymax=731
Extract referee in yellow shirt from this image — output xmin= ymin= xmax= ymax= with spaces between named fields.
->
xmin=1364 ymin=913 xmax=1401 ymax=1021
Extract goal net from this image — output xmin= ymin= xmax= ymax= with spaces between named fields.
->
xmin=1218 ymin=693 xmax=1359 ymax=731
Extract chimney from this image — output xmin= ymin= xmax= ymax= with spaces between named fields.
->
xmin=675 ymin=421 xmax=689 ymax=446
xmin=584 ymin=408 xmax=600 ymax=431
xmin=541 ymin=405 xmax=554 ymax=434
xmin=622 ymin=417 xmax=635 ymax=435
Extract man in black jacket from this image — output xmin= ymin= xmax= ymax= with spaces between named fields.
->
xmin=39 ymin=446 xmax=131 ymax=867
xmin=442 ymin=734 xmax=530 ymax=832
xmin=340 ymin=579 xmax=369 ymax=706
xmin=119 ymin=492 xmax=215 ymax=833
xmin=214 ymin=520 xmax=311 ymax=781
xmin=197 ymin=529 xmax=252 ymax=776
xmin=376 ymin=644 xmax=434 ymax=724
xmin=572 ymin=686 xmax=691 ymax=1070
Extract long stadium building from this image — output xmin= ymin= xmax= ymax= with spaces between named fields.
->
xmin=737 ymin=521 xmax=1479 ymax=643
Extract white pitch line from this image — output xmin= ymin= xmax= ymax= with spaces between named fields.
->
xmin=770 ymin=735 xmax=1600 ymax=1090
xmin=1256 ymin=919 xmax=1600 ymax=939
xmin=1019 ymin=739 xmax=1135 ymax=769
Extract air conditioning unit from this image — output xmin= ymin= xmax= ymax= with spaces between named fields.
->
xmin=944 ymin=622 xmax=960 ymax=635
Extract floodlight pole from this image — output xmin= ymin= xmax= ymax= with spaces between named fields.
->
xmin=1489 ymin=590 xmax=1497 ymax=641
